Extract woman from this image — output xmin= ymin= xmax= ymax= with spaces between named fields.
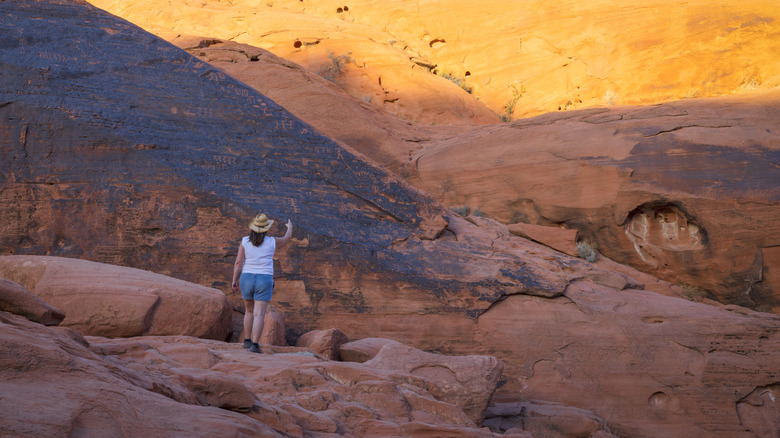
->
xmin=231 ymin=213 xmax=292 ymax=353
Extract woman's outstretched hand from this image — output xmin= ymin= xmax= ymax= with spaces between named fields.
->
xmin=277 ymin=218 xmax=293 ymax=248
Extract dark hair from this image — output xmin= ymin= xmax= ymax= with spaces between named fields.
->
xmin=249 ymin=230 xmax=266 ymax=247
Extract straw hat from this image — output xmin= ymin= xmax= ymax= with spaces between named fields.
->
xmin=249 ymin=213 xmax=274 ymax=233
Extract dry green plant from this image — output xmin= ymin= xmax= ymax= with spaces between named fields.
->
xmin=317 ymin=51 xmax=354 ymax=82
xmin=576 ymin=240 xmax=598 ymax=262
xmin=451 ymin=206 xmax=471 ymax=216
xmin=503 ymin=81 xmax=525 ymax=121
xmin=436 ymin=70 xmax=472 ymax=94
xmin=604 ymin=89 xmax=618 ymax=105
xmin=680 ymin=283 xmax=708 ymax=301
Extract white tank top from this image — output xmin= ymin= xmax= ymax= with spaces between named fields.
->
xmin=241 ymin=236 xmax=276 ymax=275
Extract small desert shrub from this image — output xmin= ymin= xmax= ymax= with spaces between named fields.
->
xmin=604 ymin=90 xmax=618 ymax=105
xmin=576 ymin=240 xmax=598 ymax=262
xmin=680 ymin=283 xmax=708 ymax=301
xmin=503 ymin=81 xmax=525 ymax=120
xmin=451 ymin=206 xmax=471 ymax=216
xmin=317 ymin=51 xmax=354 ymax=82
xmin=437 ymin=71 xmax=472 ymax=94
xmin=471 ymin=208 xmax=484 ymax=217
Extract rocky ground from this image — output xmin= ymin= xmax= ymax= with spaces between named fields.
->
xmin=1 ymin=262 xmax=613 ymax=437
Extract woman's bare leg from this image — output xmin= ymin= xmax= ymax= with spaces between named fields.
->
xmin=243 ymin=299 xmax=254 ymax=341
xmin=251 ymin=301 xmax=268 ymax=344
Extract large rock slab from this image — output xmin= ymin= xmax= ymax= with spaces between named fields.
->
xmin=0 ymin=277 xmax=65 ymax=326
xmin=474 ymin=281 xmax=780 ymax=437
xmin=85 ymin=329 xmax=505 ymax=436
xmin=364 ymin=340 xmax=504 ymax=425
xmin=0 ymin=256 xmax=232 ymax=339
xmin=0 ymin=310 xmax=283 ymax=438
xmin=416 ymin=93 xmax=780 ymax=311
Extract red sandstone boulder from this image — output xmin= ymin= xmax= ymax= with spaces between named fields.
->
xmin=237 ymin=304 xmax=287 ymax=346
xmin=476 ymin=281 xmax=780 ymax=437
xmin=259 ymin=305 xmax=287 ymax=346
xmin=0 ymin=256 xmax=232 ymax=340
xmin=173 ymin=367 xmax=257 ymax=410
xmin=85 ymin=332 xmax=506 ymax=436
xmin=295 ymin=328 xmax=349 ymax=360
xmin=0 ymin=311 xmax=283 ymax=438
xmin=340 ymin=337 xmax=403 ymax=363
xmin=485 ymin=401 xmax=616 ymax=438
xmin=365 ymin=341 xmax=504 ymax=425
xmin=0 ymin=277 xmax=65 ymax=326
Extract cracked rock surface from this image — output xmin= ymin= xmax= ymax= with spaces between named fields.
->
xmin=414 ymin=93 xmax=780 ymax=311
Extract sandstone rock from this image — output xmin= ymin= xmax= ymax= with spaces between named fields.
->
xmin=173 ymin=367 xmax=257 ymax=410
xmin=0 ymin=0 xmax=580 ymax=361
xmin=296 ymin=328 xmax=349 ymax=360
xmin=84 ymin=331 xmax=505 ymax=437
xmin=365 ymin=341 xmax=504 ymax=425
xmin=2 ymin=1 xmax=780 ymax=436
xmin=0 ymin=256 xmax=232 ymax=340
xmin=485 ymin=401 xmax=613 ymax=438
xmin=340 ymin=337 xmax=403 ymax=363
xmin=238 ymin=304 xmax=287 ymax=346
xmin=169 ymin=39 xmax=468 ymax=178
xmin=89 ymin=0 xmax=780 ymax=121
xmin=415 ymin=92 xmax=780 ymax=311
xmin=476 ymin=281 xmax=780 ymax=437
xmin=260 ymin=304 xmax=287 ymax=346
xmin=0 ymin=310 xmax=283 ymax=438
xmin=736 ymin=383 xmax=780 ymax=438
xmin=244 ymin=402 xmax=305 ymax=438
xmin=0 ymin=277 xmax=65 ymax=326
xmin=508 ymin=223 xmax=579 ymax=257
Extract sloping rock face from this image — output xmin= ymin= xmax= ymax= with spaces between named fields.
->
xmin=165 ymin=39 xmax=461 ymax=178
xmin=88 ymin=0 xmax=780 ymax=120
xmin=0 ymin=0 xmax=616 ymax=342
xmin=0 ymin=277 xmax=65 ymax=326
xmin=0 ymin=307 xmax=505 ymax=437
xmin=476 ymin=281 xmax=780 ymax=437
xmin=0 ymin=255 xmax=232 ymax=339
xmin=415 ymin=93 xmax=780 ymax=311
xmin=0 ymin=310 xmax=283 ymax=437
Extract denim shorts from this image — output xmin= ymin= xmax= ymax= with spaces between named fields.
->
xmin=239 ymin=273 xmax=274 ymax=302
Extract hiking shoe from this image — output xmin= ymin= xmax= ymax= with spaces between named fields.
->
xmin=242 ymin=339 xmax=252 ymax=349
xmin=249 ymin=343 xmax=262 ymax=354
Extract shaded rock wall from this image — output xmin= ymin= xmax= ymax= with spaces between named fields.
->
xmin=415 ymin=95 xmax=780 ymax=311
